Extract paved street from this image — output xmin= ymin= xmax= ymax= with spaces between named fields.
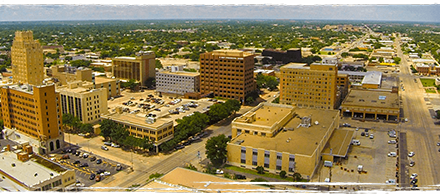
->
xmin=397 ymin=37 xmax=440 ymax=187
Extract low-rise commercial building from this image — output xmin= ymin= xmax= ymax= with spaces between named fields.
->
xmin=0 ymin=149 xmax=75 ymax=191
xmin=253 ymin=69 xmax=275 ymax=77
xmin=340 ymin=90 xmax=400 ymax=121
xmin=100 ymin=110 xmax=174 ymax=150
xmin=94 ymin=77 xmax=121 ymax=98
xmin=58 ymin=82 xmax=108 ymax=124
xmin=48 ymin=65 xmax=93 ymax=85
xmin=156 ymin=71 xmax=200 ymax=96
xmin=262 ymin=48 xmax=302 ymax=64
xmin=227 ymin=102 xmax=342 ymax=179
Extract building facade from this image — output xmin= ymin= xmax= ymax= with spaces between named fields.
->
xmin=112 ymin=51 xmax=156 ymax=86
xmin=261 ymin=48 xmax=302 ymax=64
xmin=279 ymin=63 xmax=338 ymax=110
xmin=58 ymin=84 xmax=108 ymax=124
xmin=156 ymin=71 xmax=200 ymax=96
xmin=48 ymin=65 xmax=93 ymax=85
xmin=11 ymin=31 xmax=44 ymax=85
xmin=94 ymin=77 xmax=121 ymax=98
xmin=199 ymin=50 xmax=256 ymax=102
xmin=0 ymin=84 xmax=63 ymax=154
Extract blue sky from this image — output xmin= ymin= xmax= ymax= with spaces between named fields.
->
xmin=0 ymin=4 xmax=439 ymax=22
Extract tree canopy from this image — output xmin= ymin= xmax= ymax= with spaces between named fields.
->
xmin=205 ymin=134 xmax=230 ymax=167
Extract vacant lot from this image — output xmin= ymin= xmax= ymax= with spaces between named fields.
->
xmin=420 ymin=78 xmax=436 ymax=87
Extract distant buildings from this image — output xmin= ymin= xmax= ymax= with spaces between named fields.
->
xmin=279 ymin=63 xmax=340 ymax=110
xmin=261 ymin=48 xmax=302 ymax=64
xmin=1 ymin=84 xmax=63 ymax=154
xmin=11 ymin=31 xmax=44 ymax=85
xmin=48 ymin=65 xmax=93 ymax=85
xmin=112 ymin=51 xmax=156 ymax=86
xmin=0 ymin=148 xmax=75 ymax=191
xmin=227 ymin=102 xmax=346 ymax=179
xmin=156 ymin=70 xmax=200 ymax=96
xmin=199 ymin=50 xmax=256 ymax=102
xmin=338 ymin=71 xmax=383 ymax=89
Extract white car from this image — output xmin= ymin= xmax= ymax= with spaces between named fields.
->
xmin=388 ymin=152 xmax=397 ymax=157
xmin=111 ymin=143 xmax=120 ymax=148
xmin=216 ymin=169 xmax=224 ymax=174
xmin=408 ymin=152 xmax=415 ymax=157
xmin=369 ymin=134 xmax=374 ymax=139
xmin=410 ymin=173 xmax=418 ymax=179
xmin=104 ymin=171 xmax=111 ymax=176
xmin=388 ymin=140 xmax=397 ymax=144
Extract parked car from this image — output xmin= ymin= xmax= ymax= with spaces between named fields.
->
xmin=73 ymin=160 xmax=81 ymax=164
xmin=104 ymin=142 xmax=112 ymax=146
xmin=388 ymin=140 xmax=397 ymax=144
xmin=437 ymin=142 xmax=440 ymax=146
xmin=95 ymin=175 xmax=101 ymax=182
xmin=83 ymin=153 xmax=89 ymax=158
xmin=216 ymin=169 xmax=224 ymax=174
xmin=408 ymin=152 xmax=415 ymax=157
xmin=116 ymin=164 xmax=123 ymax=171
xmin=235 ymin=174 xmax=246 ymax=179
xmin=89 ymin=173 xmax=96 ymax=180
xmin=96 ymin=169 xmax=105 ymax=174
xmin=351 ymin=140 xmax=360 ymax=146
xmin=61 ymin=154 xmax=70 ymax=159
xmin=80 ymin=163 xmax=89 ymax=167
xmin=410 ymin=173 xmax=418 ymax=179
xmin=360 ymin=132 xmax=365 ymax=136
xmin=111 ymin=143 xmax=120 ymax=148
xmin=104 ymin=171 xmax=111 ymax=176
xmin=90 ymin=156 xmax=97 ymax=161
xmin=409 ymin=161 xmax=415 ymax=167
xmin=369 ymin=134 xmax=374 ymax=139
xmin=342 ymin=123 xmax=351 ymax=127
xmin=388 ymin=152 xmax=397 ymax=157
xmin=96 ymin=159 xmax=103 ymax=164
xmin=101 ymin=146 xmax=109 ymax=151
xmin=75 ymin=151 xmax=81 ymax=156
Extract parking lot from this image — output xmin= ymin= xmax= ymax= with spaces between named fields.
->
xmin=314 ymin=125 xmax=400 ymax=190
xmin=56 ymin=148 xmax=129 ymax=187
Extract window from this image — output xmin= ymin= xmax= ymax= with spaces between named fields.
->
xmin=252 ymin=161 xmax=257 ymax=166
xmin=289 ymin=167 xmax=294 ymax=172
xmin=264 ymin=163 xmax=269 ymax=168
xmin=264 ymin=153 xmax=270 ymax=158
xmin=241 ymin=148 xmax=246 ymax=154
xmin=253 ymin=150 xmax=258 ymax=156
xmin=276 ymin=165 xmax=282 ymax=170
xmin=241 ymin=159 xmax=246 ymax=164
xmin=277 ymin=155 xmax=282 ymax=160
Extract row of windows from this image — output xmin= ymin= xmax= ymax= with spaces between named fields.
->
xmin=200 ymin=59 xmax=245 ymax=64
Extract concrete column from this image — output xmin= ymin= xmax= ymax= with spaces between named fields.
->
xmin=374 ymin=113 xmax=377 ymax=120
xmin=386 ymin=115 xmax=389 ymax=121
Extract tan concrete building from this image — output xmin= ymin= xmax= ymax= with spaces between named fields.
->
xmin=156 ymin=71 xmax=200 ymax=96
xmin=279 ymin=63 xmax=338 ymax=110
xmin=101 ymin=110 xmax=174 ymax=149
xmin=11 ymin=31 xmax=44 ymax=85
xmin=48 ymin=65 xmax=93 ymax=85
xmin=227 ymin=102 xmax=341 ymax=179
xmin=58 ymin=82 xmax=108 ymax=124
xmin=200 ymin=50 xmax=256 ymax=102
xmin=340 ymin=90 xmax=400 ymax=121
xmin=0 ymin=150 xmax=75 ymax=191
xmin=112 ymin=51 xmax=156 ymax=86
xmin=0 ymin=84 xmax=63 ymax=154
xmin=94 ymin=77 xmax=121 ymax=98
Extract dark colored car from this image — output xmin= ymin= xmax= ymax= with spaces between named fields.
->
xmin=96 ymin=169 xmax=105 ymax=174
xmin=75 ymin=151 xmax=81 ymax=156
xmin=79 ymin=163 xmax=89 ymax=167
xmin=361 ymin=132 xmax=365 ymax=136
xmin=116 ymin=164 xmax=123 ymax=171
xmin=90 ymin=156 xmax=97 ymax=161
xmin=73 ymin=160 xmax=81 ymax=165
xmin=61 ymin=154 xmax=70 ymax=159
xmin=175 ymin=145 xmax=184 ymax=150
xmin=89 ymin=173 xmax=96 ymax=180
xmin=235 ymin=174 xmax=246 ymax=179
xmin=96 ymin=159 xmax=103 ymax=164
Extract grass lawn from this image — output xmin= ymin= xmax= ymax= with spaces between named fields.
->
xmin=420 ymin=78 xmax=436 ymax=87
xmin=319 ymin=51 xmax=334 ymax=55
xmin=425 ymin=88 xmax=437 ymax=93
xmin=224 ymin=165 xmax=308 ymax=182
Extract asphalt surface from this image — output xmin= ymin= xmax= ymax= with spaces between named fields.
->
xmin=399 ymin=132 xmax=409 ymax=188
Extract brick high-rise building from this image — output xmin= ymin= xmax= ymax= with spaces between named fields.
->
xmin=0 ymin=84 xmax=63 ymax=154
xmin=279 ymin=63 xmax=338 ymax=110
xmin=199 ymin=50 xmax=256 ymax=102
xmin=11 ymin=31 xmax=44 ymax=85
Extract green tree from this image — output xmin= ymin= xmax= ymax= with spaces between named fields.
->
xmin=280 ymin=170 xmax=287 ymax=178
xmin=246 ymin=97 xmax=255 ymax=104
xmin=70 ymin=60 xmax=91 ymax=67
xmin=393 ymin=57 xmax=401 ymax=64
xmin=293 ymin=172 xmax=302 ymax=181
xmin=155 ymin=59 xmax=163 ymax=69
xmin=256 ymin=166 xmax=265 ymax=174
xmin=121 ymin=79 xmax=139 ymax=90
xmin=379 ymin=57 xmax=384 ymax=63
xmin=436 ymin=110 xmax=440 ymax=119
xmin=341 ymin=52 xmax=349 ymax=58
xmin=205 ymin=134 xmax=230 ymax=167
xmin=208 ymin=104 xmax=230 ymax=122
xmin=99 ymin=119 xmax=117 ymax=141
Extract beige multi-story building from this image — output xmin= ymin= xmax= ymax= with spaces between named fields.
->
xmin=0 ymin=149 xmax=75 ymax=191
xmin=199 ymin=50 xmax=256 ymax=102
xmin=11 ymin=31 xmax=44 ymax=85
xmin=0 ymin=84 xmax=63 ymax=154
xmin=101 ymin=110 xmax=174 ymax=151
xmin=112 ymin=51 xmax=156 ymax=86
xmin=227 ymin=102 xmax=345 ymax=179
xmin=279 ymin=63 xmax=338 ymax=110
xmin=156 ymin=71 xmax=200 ymax=96
xmin=47 ymin=65 xmax=93 ymax=85
xmin=94 ymin=76 xmax=121 ymax=98
xmin=58 ymin=82 xmax=108 ymax=124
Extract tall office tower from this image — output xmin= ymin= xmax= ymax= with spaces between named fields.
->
xmin=112 ymin=51 xmax=156 ymax=86
xmin=199 ymin=50 xmax=256 ymax=102
xmin=0 ymin=84 xmax=63 ymax=154
xmin=11 ymin=31 xmax=44 ymax=85
xmin=279 ymin=63 xmax=338 ymax=110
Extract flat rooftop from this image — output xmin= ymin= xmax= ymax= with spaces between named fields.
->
xmin=101 ymin=112 xmax=172 ymax=129
xmin=322 ymin=129 xmax=354 ymax=157
xmin=94 ymin=76 xmax=116 ymax=84
xmin=280 ymin=63 xmax=309 ymax=70
xmin=157 ymin=71 xmax=200 ymax=77
xmin=361 ymin=71 xmax=382 ymax=85
xmin=234 ymin=108 xmax=339 ymax=156
xmin=234 ymin=104 xmax=293 ymax=129
xmin=0 ymin=152 xmax=63 ymax=188
xmin=159 ymin=167 xmax=268 ymax=192
xmin=211 ymin=50 xmax=253 ymax=57
xmin=341 ymin=90 xmax=399 ymax=109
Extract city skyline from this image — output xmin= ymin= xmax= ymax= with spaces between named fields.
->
xmin=0 ymin=4 xmax=438 ymax=22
